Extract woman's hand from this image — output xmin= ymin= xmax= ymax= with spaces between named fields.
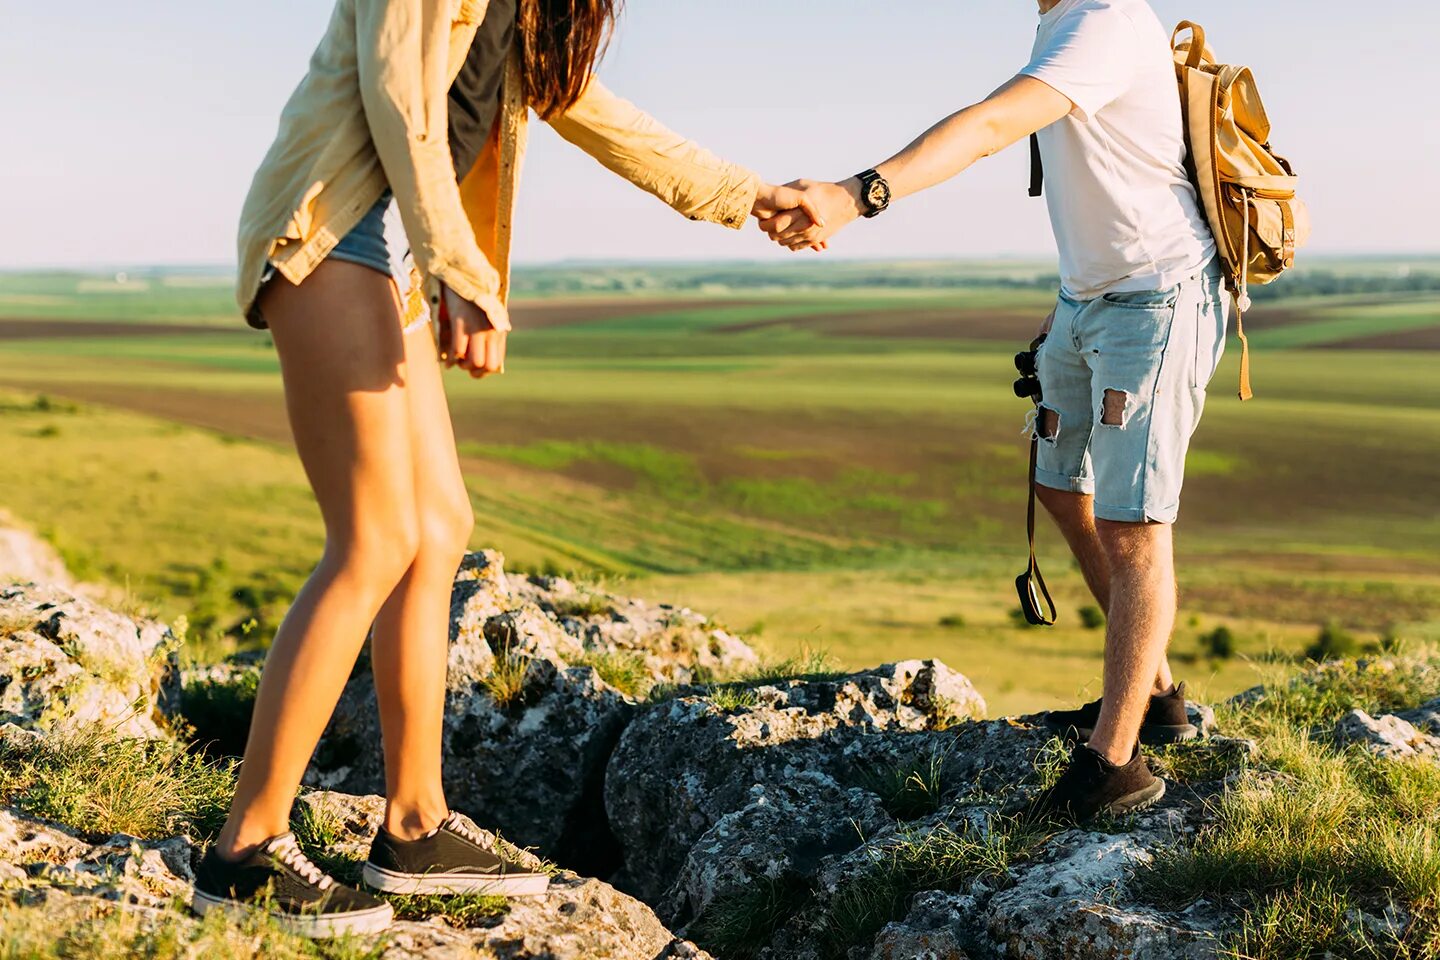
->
xmin=438 ymin=284 xmax=507 ymax=378
xmin=752 ymin=182 xmax=830 ymax=251
xmin=758 ymin=179 xmax=865 ymax=252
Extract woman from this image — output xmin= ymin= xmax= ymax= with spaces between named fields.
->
xmin=191 ymin=0 xmax=814 ymax=937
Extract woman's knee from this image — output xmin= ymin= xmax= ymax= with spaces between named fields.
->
xmin=327 ymin=512 xmax=422 ymax=592
xmin=415 ymin=489 xmax=474 ymax=568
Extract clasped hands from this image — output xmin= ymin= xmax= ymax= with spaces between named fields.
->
xmin=752 ymin=179 xmax=866 ymax=252
xmin=441 ymin=178 xmax=866 ymax=379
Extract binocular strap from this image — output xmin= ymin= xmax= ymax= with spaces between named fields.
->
xmin=1017 ymin=434 xmax=1058 ymax=627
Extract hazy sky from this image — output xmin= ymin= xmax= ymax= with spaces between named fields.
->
xmin=1 ymin=1 xmax=1434 ymax=268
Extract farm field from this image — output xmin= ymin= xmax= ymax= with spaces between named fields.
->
xmin=1 ymin=262 xmax=1437 ymax=715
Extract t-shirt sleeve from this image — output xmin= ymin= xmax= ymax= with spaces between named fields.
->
xmin=1020 ymin=2 xmax=1141 ymax=122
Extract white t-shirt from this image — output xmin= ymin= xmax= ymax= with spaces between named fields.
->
xmin=1020 ymin=0 xmax=1214 ymax=300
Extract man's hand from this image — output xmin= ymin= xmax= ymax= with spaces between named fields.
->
xmin=758 ymin=179 xmax=865 ymax=252
xmin=752 ymin=182 xmax=830 ymax=251
xmin=1038 ymin=306 xmax=1056 ymax=340
xmin=438 ymin=284 xmax=506 ymax=379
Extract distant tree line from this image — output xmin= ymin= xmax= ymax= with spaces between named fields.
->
xmin=511 ymin=263 xmax=1440 ymax=302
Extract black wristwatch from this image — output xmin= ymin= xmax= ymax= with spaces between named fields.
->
xmin=855 ymin=168 xmax=892 ymax=218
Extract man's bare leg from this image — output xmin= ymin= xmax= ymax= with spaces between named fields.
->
xmin=1036 ymin=485 xmax=1175 ymax=696
xmin=1085 ymin=520 xmax=1178 ymax=765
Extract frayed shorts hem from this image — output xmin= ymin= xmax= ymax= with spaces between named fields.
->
xmin=1035 ymin=467 xmax=1094 ymax=496
xmin=1093 ymin=502 xmax=1179 ymax=525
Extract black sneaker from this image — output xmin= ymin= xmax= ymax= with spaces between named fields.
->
xmin=1043 ymin=682 xmax=1199 ymax=744
xmin=191 ymin=833 xmax=393 ymax=938
xmin=362 ymin=811 xmax=550 ymax=897
xmin=1026 ymin=743 xmax=1166 ymax=825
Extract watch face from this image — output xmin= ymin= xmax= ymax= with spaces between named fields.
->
xmin=866 ymin=179 xmax=891 ymax=210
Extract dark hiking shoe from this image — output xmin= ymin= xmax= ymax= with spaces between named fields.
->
xmin=1043 ymin=682 xmax=1198 ymax=745
xmin=362 ymin=811 xmax=550 ymax=897
xmin=1025 ymin=743 xmax=1166 ymax=825
xmin=191 ymin=833 xmax=393 ymax=938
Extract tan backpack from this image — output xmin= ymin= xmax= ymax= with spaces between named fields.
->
xmin=1027 ymin=20 xmax=1310 ymax=400
xmin=1171 ymin=20 xmax=1310 ymax=400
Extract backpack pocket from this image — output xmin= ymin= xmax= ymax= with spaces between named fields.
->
xmin=1225 ymin=178 xmax=1310 ymax=285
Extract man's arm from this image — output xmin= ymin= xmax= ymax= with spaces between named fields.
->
xmin=761 ymin=76 xmax=1073 ymax=249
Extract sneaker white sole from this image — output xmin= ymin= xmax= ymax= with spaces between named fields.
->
xmin=362 ymin=862 xmax=551 ymax=897
xmin=190 ymin=888 xmax=394 ymax=939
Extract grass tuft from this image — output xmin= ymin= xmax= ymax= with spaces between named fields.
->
xmin=549 ymin=594 xmax=614 ymax=619
xmin=180 ymin=668 xmax=259 ymax=758
xmin=0 ymin=897 xmax=384 ymax=960
xmin=812 ymin=818 xmax=1049 ymax=959
xmin=857 ymin=749 xmax=949 ymax=821
xmin=569 ymin=649 xmax=652 ymax=699
xmin=687 ymin=875 xmax=814 ymax=960
xmin=0 ymin=730 xmax=234 ymax=841
xmin=1136 ymin=651 xmax=1440 ymax=959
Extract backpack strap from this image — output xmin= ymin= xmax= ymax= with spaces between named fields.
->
xmin=1028 ymin=133 xmax=1044 ymax=198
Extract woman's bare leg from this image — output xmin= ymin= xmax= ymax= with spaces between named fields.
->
xmin=370 ymin=320 xmax=475 ymax=839
xmin=215 ymin=260 xmax=421 ymax=859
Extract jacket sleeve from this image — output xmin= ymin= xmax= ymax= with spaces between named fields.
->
xmin=353 ymin=0 xmax=510 ymax=329
xmin=546 ymin=78 xmax=760 ymax=231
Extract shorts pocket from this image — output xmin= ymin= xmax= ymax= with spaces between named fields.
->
xmin=1101 ymin=287 xmax=1181 ymax=309
xmin=1192 ymin=299 xmax=1227 ymax=389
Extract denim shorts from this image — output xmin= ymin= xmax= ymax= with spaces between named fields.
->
xmin=251 ymin=190 xmax=428 ymax=334
xmin=1033 ymin=260 xmax=1228 ymax=524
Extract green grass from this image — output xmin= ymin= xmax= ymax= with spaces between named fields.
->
xmin=0 ymin=731 xmax=235 ymax=841
xmin=1 ymin=267 xmax=1437 ymax=713
xmin=810 ymin=818 xmax=1051 ymax=960
xmin=570 ymin=649 xmax=653 ymax=699
xmin=1136 ymin=650 xmax=1440 ymax=960
xmin=0 ymin=898 xmax=385 ymax=960
xmin=180 ymin=667 xmax=260 ymax=758
xmin=856 ymin=748 xmax=950 ymax=821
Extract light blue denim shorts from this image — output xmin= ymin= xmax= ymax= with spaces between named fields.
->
xmin=251 ymin=190 xmax=428 ymax=334
xmin=1033 ymin=260 xmax=1228 ymax=524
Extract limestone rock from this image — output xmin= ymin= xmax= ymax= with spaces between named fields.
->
xmin=605 ymin=660 xmax=991 ymax=903
xmin=0 ymin=583 xmax=177 ymax=738
xmin=666 ymin=770 xmax=893 ymax=929
xmin=869 ymin=892 xmax=974 ymax=960
xmin=983 ymin=827 xmax=1224 ymax=959
xmin=1334 ymin=708 xmax=1440 ymax=759
xmin=1398 ymin=697 xmax=1440 ymax=737
xmin=0 ymin=511 xmax=71 ymax=588
xmin=310 ymin=550 xmax=760 ymax=865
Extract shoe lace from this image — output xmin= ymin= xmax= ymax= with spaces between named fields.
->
xmin=268 ymin=835 xmax=335 ymax=891
xmin=443 ymin=812 xmax=496 ymax=852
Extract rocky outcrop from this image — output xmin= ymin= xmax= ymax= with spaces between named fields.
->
xmin=0 ymin=510 xmax=71 ymax=588
xmin=0 ymin=793 xmax=714 ymax=960
xmin=309 ymin=551 xmax=761 ymax=868
xmin=606 ymin=660 xmax=988 ymax=904
xmin=1333 ymin=708 xmax=1440 ymax=759
xmin=0 ymin=583 xmax=177 ymax=738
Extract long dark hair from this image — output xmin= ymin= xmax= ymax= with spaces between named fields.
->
xmin=519 ymin=0 xmax=623 ymax=119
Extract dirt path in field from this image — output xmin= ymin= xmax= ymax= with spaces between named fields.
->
xmin=0 ymin=319 xmax=244 ymax=340
xmin=1314 ymin=325 xmax=1440 ymax=350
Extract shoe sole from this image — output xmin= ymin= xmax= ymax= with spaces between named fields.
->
xmin=1102 ymin=775 xmax=1166 ymax=816
xmin=190 ymin=889 xmax=394 ymax=938
xmin=1044 ymin=719 xmax=1199 ymax=746
xmin=362 ymin=862 xmax=551 ymax=897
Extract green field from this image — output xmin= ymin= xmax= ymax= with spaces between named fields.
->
xmin=2 ymin=262 xmax=1437 ymax=714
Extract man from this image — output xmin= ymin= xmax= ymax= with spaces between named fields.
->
xmin=762 ymin=0 xmax=1224 ymax=823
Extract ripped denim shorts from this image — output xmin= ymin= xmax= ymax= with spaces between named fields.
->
xmin=1033 ymin=260 xmax=1229 ymax=524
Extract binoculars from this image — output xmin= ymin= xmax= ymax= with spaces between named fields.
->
xmin=1013 ymin=337 xmax=1044 ymax=401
